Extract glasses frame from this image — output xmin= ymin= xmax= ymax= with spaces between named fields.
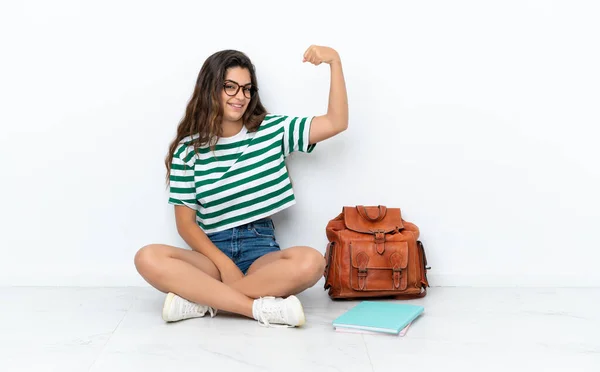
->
xmin=223 ymin=79 xmax=257 ymax=99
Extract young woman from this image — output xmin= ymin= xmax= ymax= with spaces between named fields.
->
xmin=134 ymin=45 xmax=348 ymax=327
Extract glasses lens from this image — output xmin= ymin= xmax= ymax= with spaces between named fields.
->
xmin=224 ymin=82 xmax=239 ymax=96
xmin=243 ymin=87 xmax=254 ymax=99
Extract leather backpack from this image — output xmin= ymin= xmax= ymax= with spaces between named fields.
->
xmin=323 ymin=205 xmax=430 ymax=300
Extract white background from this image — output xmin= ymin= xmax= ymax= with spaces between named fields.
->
xmin=1 ymin=0 xmax=598 ymax=287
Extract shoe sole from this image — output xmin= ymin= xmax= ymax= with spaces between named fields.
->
xmin=288 ymin=295 xmax=306 ymax=326
xmin=162 ymin=292 xmax=176 ymax=322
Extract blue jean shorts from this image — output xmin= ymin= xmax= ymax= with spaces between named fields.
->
xmin=205 ymin=217 xmax=281 ymax=274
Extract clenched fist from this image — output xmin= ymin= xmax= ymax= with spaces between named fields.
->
xmin=303 ymin=45 xmax=341 ymax=66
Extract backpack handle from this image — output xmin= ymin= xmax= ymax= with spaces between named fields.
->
xmin=357 ymin=205 xmax=387 ymax=222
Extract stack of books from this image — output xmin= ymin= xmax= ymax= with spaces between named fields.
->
xmin=332 ymin=301 xmax=424 ymax=336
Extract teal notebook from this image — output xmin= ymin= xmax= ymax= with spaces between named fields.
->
xmin=332 ymin=301 xmax=424 ymax=334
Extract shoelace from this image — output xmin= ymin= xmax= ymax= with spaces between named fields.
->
xmin=179 ymin=298 xmax=216 ymax=318
xmin=181 ymin=301 xmax=202 ymax=317
xmin=255 ymin=297 xmax=292 ymax=328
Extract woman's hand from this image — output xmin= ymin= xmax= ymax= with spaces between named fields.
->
xmin=303 ymin=45 xmax=340 ymax=66
xmin=217 ymin=259 xmax=244 ymax=285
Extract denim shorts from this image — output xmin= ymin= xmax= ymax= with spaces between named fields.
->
xmin=205 ymin=217 xmax=281 ymax=274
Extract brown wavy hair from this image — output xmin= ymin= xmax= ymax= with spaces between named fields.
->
xmin=165 ymin=50 xmax=268 ymax=182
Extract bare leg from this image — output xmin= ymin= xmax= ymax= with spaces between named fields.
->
xmin=230 ymin=246 xmax=325 ymax=298
xmin=134 ymin=244 xmax=254 ymax=318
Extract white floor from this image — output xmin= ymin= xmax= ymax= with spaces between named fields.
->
xmin=1 ymin=285 xmax=598 ymax=372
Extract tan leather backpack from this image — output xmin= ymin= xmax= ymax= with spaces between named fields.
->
xmin=323 ymin=205 xmax=430 ymax=299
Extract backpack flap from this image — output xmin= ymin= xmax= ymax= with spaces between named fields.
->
xmin=349 ymin=240 xmax=409 ymax=291
xmin=343 ymin=205 xmax=404 ymax=234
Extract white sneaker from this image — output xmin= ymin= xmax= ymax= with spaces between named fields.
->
xmin=252 ymin=295 xmax=306 ymax=327
xmin=161 ymin=292 xmax=217 ymax=322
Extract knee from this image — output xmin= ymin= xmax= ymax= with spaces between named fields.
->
xmin=293 ymin=247 xmax=326 ymax=282
xmin=134 ymin=244 xmax=167 ymax=279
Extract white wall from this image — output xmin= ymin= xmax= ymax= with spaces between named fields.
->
xmin=1 ymin=0 xmax=599 ymax=287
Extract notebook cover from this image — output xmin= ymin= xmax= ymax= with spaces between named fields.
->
xmin=332 ymin=301 xmax=424 ymax=334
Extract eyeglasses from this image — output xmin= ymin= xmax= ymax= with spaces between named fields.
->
xmin=223 ymin=80 xmax=256 ymax=99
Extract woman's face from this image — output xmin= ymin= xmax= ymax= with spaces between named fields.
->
xmin=221 ymin=67 xmax=253 ymax=123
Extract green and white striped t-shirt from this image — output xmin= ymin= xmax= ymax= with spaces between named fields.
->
xmin=168 ymin=114 xmax=316 ymax=233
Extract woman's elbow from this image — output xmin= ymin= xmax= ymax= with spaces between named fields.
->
xmin=336 ymin=119 xmax=348 ymax=133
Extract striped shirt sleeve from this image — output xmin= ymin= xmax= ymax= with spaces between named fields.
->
xmin=281 ymin=116 xmax=316 ymax=157
xmin=168 ymin=146 xmax=198 ymax=211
